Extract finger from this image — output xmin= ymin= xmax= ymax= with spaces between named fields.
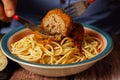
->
xmin=0 ymin=3 xmax=6 ymax=21
xmin=2 ymin=0 xmax=16 ymax=17
xmin=0 ymin=3 xmax=11 ymax=22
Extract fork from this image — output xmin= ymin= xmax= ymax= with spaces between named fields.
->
xmin=63 ymin=0 xmax=95 ymax=19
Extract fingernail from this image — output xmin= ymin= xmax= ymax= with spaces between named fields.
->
xmin=6 ymin=10 xmax=14 ymax=17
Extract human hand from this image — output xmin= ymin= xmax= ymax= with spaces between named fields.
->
xmin=0 ymin=0 xmax=17 ymax=22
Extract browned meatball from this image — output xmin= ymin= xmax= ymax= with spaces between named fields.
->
xmin=69 ymin=23 xmax=84 ymax=50
xmin=40 ymin=8 xmax=73 ymax=41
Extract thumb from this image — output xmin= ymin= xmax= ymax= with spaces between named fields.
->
xmin=2 ymin=0 xmax=17 ymax=17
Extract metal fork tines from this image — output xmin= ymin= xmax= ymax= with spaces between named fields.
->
xmin=64 ymin=0 xmax=88 ymax=19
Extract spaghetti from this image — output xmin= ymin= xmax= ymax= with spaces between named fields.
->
xmin=11 ymin=33 xmax=102 ymax=64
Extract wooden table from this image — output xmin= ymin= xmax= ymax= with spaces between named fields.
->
xmin=0 ymin=34 xmax=120 ymax=80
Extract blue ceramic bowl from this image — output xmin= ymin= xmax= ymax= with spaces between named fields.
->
xmin=0 ymin=23 xmax=113 ymax=77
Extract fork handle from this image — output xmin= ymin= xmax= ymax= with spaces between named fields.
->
xmin=13 ymin=14 xmax=34 ymax=25
xmin=13 ymin=14 xmax=28 ymax=24
xmin=88 ymin=0 xmax=95 ymax=3
xmin=85 ymin=0 xmax=95 ymax=7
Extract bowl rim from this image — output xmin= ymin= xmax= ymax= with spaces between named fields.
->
xmin=0 ymin=23 xmax=113 ymax=68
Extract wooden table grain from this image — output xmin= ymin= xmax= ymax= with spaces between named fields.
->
xmin=0 ymin=34 xmax=120 ymax=80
